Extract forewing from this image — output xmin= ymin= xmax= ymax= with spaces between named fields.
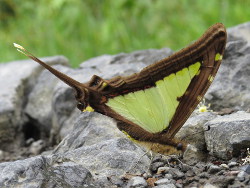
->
xmin=102 ymin=23 xmax=227 ymax=140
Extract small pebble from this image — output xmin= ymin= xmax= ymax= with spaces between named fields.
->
xmin=203 ymin=183 xmax=217 ymax=188
xmin=237 ymin=171 xmax=247 ymax=182
xmin=199 ymin=178 xmax=207 ymax=185
xmin=240 ymin=164 xmax=250 ymax=174
xmin=127 ymin=176 xmax=147 ymax=187
xmin=154 ymin=183 xmax=176 ymax=188
xmin=107 ymin=176 xmax=124 ymax=187
xmin=151 ymin=162 xmax=165 ymax=172
xmin=25 ymin=138 xmax=35 ymax=146
xmin=224 ymin=170 xmax=239 ymax=176
xmin=164 ymin=173 xmax=173 ymax=179
xmin=228 ymin=161 xmax=237 ymax=168
xmin=198 ymin=172 xmax=209 ymax=178
xmin=142 ymin=172 xmax=152 ymax=179
xmin=29 ymin=140 xmax=45 ymax=155
xmin=146 ymin=177 xmax=158 ymax=187
xmin=180 ymin=164 xmax=191 ymax=172
xmin=216 ymin=170 xmax=226 ymax=175
xmin=155 ymin=178 xmax=171 ymax=185
xmin=220 ymin=164 xmax=229 ymax=169
xmin=157 ymin=167 xmax=170 ymax=174
xmin=175 ymin=183 xmax=183 ymax=188
xmin=152 ymin=155 xmax=164 ymax=163
xmin=188 ymin=184 xmax=198 ymax=188
xmin=208 ymin=165 xmax=221 ymax=174
xmin=186 ymin=169 xmax=195 ymax=177
xmin=154 ymin=174 xmax=164 ymax=179
xmin=230 ymin=182 xmax=247 ymax=188
xmin=168 ymin=168 xmax=185 ymax=179
xmin=230 ymin=166 xmax=240 ymax=171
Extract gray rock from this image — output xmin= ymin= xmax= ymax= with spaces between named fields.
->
xmin=175 ymin=183 xmax=183 ymax=188
xmin=237 ymin=171 xmax=247 ymax=182
xmin=52 ymin=112 xmax=150 ymax=184
xmin=0 ymin=156 xmax=95 ymax=187
xmin=0 ymin=56 xmax=69 ymax=151
xmin=219 ymin=163 xmax=229 ymax=169
xmin=182 ymin=144 xmax=207 ymax=165
xmin=155 ymin=178 xmax=172 ymax=185
xmin=150 ymin=162 xmax=165 ymax=172
xmin=228 ymin=161 xmax=238 ymax=168
xmin=205 ymin=111 xmax=250 ymax=159
xmin=167 ymin=168 xmax=185 ymax=179
xmin=29 ymin=140 xmax=45 ymax=155
xmin=198 ymin=172 xmax=209 ymax=179
xmin=203 ymin=183 xmax=218 ymax=188
xmin=185 ymin=169 xmax=195 ymax=177
xmin=176 ymin=112 xmax=217 ymax=152
xmin=127 ymin=176 xmax=147 ymax=188
xmin=241 ymin=165 xmax=250 ymax=174
xmin=157 ymin=167 xmax=171 ymax=174
xmin=209 ymin=175 xmax=235 ymax=188
xmin=207 ymin=165 xmax=221 ymax=174
xmin=176 ymin=112 xmax=217 ymax=163
xmin=0 ymin=112 xmax=151 ymax=187
xmin=107 ymin=175 xmax=124 ymax=187
xmin=180 ymin=163 xmax=192 ymax=172
xmin=154 ymin=183 xmax=176 ymax=188
xmin=164 ymin=173 xmax=173 ymax=179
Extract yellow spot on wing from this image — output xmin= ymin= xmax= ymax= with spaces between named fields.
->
xmin=215 ymin=53 xmax=223 ymax=61
xmin=189 ymin=62 xmax=201 ymax=77
xmin=196 ymin=69 xmax=201 ymax=76
xmin=101 ymin=82 xmax=108 ymax=89
xmin=83 ymin=105 xmax=94 ymax=112
xmin=176 ymin=68 xmax=191 ymax=95
xmin=208 ymin=75 xmax=214 ymax=82
xmin=197 ymin=95 xmax=202 ymax=101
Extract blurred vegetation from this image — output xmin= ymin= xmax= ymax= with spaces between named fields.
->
xmin=0 ymin=0 xmax=250 ymax=67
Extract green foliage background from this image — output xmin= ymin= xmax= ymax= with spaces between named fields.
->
xmin=1 ymin=0 xmax=250 ymax=67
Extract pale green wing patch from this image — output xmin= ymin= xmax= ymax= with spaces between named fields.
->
xmin=215 ymin=53 xmax=223 ymax=61
xmin=176 ymin=68 xmax=191 ymax=94
xmin=106 ymin=62 xmax=201 ymax=133
xmin=189 ymin=62 xmax=201 ymax=77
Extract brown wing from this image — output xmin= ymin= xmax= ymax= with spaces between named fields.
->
xmin=90 ymin=23 xmax=226 ymax=142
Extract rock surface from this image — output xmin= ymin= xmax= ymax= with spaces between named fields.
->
xmin=205 ymin=111 xmax=250 ymax=160
xmin=0 ymin=22 xmax=250 ymax=187
xmin=0 ymin=56 xmax=69 ymax=151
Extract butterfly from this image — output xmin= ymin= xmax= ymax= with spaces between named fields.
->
xmin=14 ymin=23 xmax=227 ymax=155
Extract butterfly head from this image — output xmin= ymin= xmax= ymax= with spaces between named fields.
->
xmin=75 ymin=87 xmax=95 ymax=112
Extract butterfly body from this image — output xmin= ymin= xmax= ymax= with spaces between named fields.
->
xmin=14 ymin=23 xmax=227 ymax=154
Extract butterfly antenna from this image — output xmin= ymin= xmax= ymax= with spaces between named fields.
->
xmin=13 ymin=43 xmax=84 ymax=92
